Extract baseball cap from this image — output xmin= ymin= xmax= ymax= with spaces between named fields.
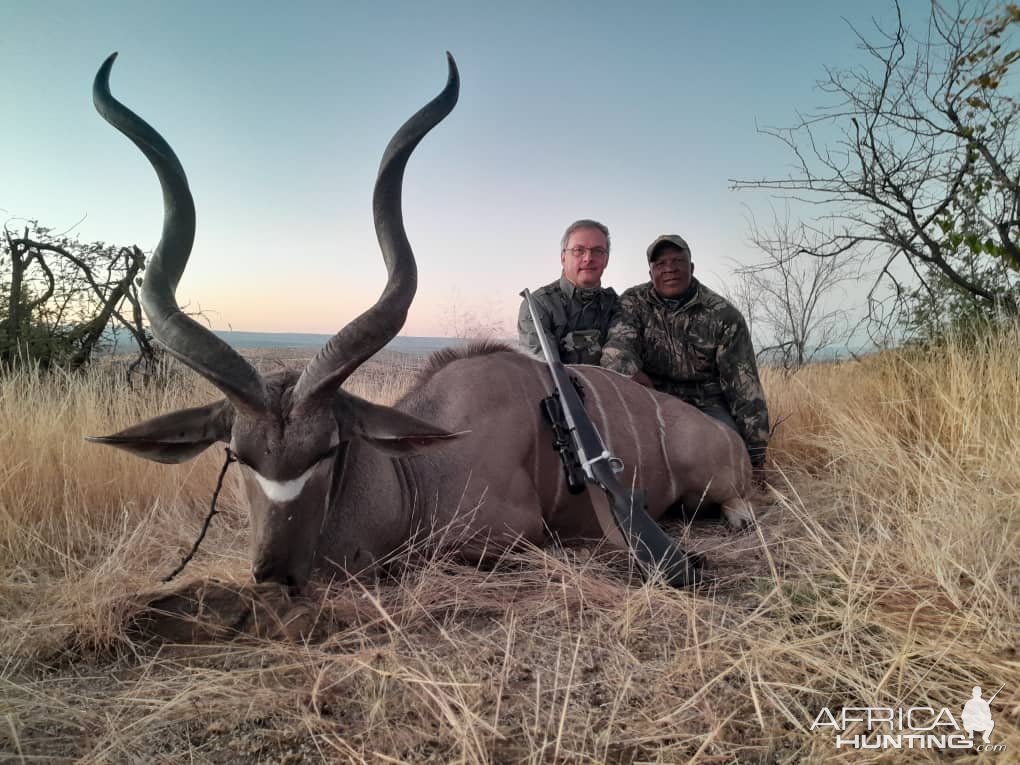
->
xmin=646 ymin=234 xmax=692 ymax=262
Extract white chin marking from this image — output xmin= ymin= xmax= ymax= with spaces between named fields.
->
xmin=253 ymin=466 xmax=316 ymax=503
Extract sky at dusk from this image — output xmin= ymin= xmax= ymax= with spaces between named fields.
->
xmin=4 ymin=0 xmax=922 ymax=337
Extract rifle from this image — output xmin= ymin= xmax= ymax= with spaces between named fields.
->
xmin=521 ymin=288 xmax=702 ymax=587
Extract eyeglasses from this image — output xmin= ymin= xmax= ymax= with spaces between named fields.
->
xmin=563 ymin=246 xmax=608 ymax=258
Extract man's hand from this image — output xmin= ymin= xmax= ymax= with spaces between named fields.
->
xmin=631 ymin=370 xmax=654 ymax=388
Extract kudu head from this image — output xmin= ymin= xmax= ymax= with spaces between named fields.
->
xmin=87 ymin=53 xmax=461 ymax=589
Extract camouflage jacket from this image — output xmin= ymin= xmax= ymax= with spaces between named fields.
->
xmin=517 ymin=277 xmax=619 ymax=365
xmin=600 ymin=279 xmax=769 ymax=465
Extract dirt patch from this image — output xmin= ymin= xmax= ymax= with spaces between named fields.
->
xmin=125 ymin=580 xmax=312 ymax=643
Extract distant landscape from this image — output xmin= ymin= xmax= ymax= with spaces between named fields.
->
xmin=212 ymin=331 xmax=467 ymax=357
xmin=100 ymin=329 xmax=473 ymax=360
xmin=212 ymin=331 xmax=858 ymax=362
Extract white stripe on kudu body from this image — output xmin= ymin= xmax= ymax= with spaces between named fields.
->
xmin=576 ymin=369 xmax=612 ymax=445
xmin=604 ymin=370 xmax=643 ymax=470
xmin=643 ymin=384 xmax=677 ymax=499
xmin=575 ymin=367 xmax=640 ymax=471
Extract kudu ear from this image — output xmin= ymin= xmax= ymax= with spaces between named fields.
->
xmin=336 ymin=396 xmax=465 ymax=455
xmin=85 ymin=400 xmax=234 ymax=464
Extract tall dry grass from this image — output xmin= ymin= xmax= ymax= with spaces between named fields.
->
xmin=1 ymin=331 xmax=1017 ymax=763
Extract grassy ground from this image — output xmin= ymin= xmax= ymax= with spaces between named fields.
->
xmin=1 ymin=332 xmax=1017 ymax=763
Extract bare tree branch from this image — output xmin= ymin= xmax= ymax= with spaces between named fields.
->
xmin=727 ymin=205 xmax=855 ymax=368
xmin=1 ymin=221 xmax=158 ymax=374
xmin=731 ymin=1 xmax=1020 ymax=338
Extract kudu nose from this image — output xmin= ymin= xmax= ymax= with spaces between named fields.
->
xmin=252 ymin=561 xmax=299 ymax=589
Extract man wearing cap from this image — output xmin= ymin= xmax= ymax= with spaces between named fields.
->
xmin=518 ymin=219 xmax=619 ymax=365
xmin=601 ymin=234 xmax=769 ymax=470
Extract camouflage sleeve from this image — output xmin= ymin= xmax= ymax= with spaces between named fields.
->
xmin=517 ymin=295 xmax=559 ymax=361
xmin=716 ymin=315 xmax=770 ymax=466
xmin=599 ymin=291 xmax=643 ymax=376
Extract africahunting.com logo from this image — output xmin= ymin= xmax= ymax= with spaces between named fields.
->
xmin=811 ymin=684 xmax=1006 ymax=753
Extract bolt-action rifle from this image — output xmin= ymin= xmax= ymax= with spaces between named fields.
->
xmin=521 ymin=289 xmax=702 ymax=587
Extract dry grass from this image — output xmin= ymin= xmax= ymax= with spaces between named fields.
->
xmin=1 ymin=331 xmax=1018 ymax=763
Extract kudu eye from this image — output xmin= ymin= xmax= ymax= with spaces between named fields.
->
xmin=226 ymin=447 xmax=251 ymax=469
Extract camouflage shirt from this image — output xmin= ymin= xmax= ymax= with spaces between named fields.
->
xmin=600 ymin=279 xmax=769 ymax=466
xmin=517 ymin=276 xmax=619 ymax=365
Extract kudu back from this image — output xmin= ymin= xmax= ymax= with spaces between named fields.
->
xmin=88 ymin=54 xmax=754 ymax=589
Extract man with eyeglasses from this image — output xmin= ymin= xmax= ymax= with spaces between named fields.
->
xmin=601 ymin=234 xmax=769 ymax=472
xmin=517 ymin=219 xmax=619 ymax=365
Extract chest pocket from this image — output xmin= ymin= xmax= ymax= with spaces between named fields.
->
xmin=686 ymin=338 xmax=718 ymax=376
xmin=561 ymin=329 xmax=603 ymax=364
xmin=639 ymin=321 xmax=679 ymax=377
xmin=644 ymin=312 xmax=718 ymax=380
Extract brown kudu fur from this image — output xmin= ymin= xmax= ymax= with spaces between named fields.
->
xmin=87 ymin=54 xmax=754 ymax=589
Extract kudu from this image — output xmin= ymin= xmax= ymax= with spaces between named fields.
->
xmin=88 ymin=53 xmax=755 ymax=589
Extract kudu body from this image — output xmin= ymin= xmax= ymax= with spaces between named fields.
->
xmin=89 ymin=54 xmax=754 ymax=588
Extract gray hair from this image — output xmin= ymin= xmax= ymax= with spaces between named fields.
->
xmin=560 ymin=219 xmax=611 ymax=253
